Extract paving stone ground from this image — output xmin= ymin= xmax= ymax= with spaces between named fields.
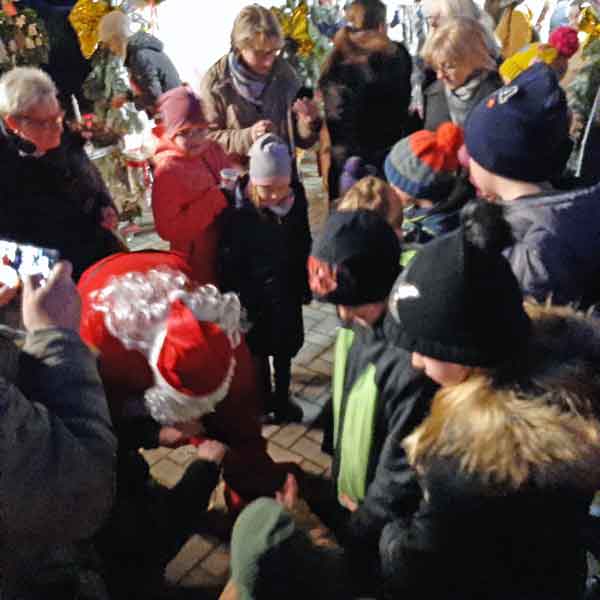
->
xmin=128 ymin=152 xmax=335 ymax=596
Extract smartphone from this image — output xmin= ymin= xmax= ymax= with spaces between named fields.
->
xmin=0 ymin=240 xmax=60 ymax=287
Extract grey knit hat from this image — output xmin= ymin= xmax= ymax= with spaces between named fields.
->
xmin=248 ymin=134 xmax=292 ymax=186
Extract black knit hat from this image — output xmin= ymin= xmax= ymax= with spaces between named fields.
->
xmin=309 ymin=209 xmax=401 ymax=306
xmin=388 ymin=202 xmax=531 ymax=367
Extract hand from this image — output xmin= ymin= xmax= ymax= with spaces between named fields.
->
xmin=275 ymin=472 xmax=299 ymax=510
xmin=111 ymin=95 xmax=128 ymax=109
xmin=0 ymin=283 xmax=18 ymax=308
xmin=101 ymin=206 xmax=119 ymax=231
xmin=22 ymin=261 xmax=81 ymax=332
xmin=196 ymin=439 xmax=228 ymax=465
xmin=339 ymin=493 xmax=358 ymax=512
xmin=251 ymin=119 xmax=274 ymax=141
xmin=158 ymin=420 xmax=206 ymax=448
xmin=292 ymin=98 xmax=320 ymax=124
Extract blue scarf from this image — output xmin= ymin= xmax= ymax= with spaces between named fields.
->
xmin=228 ymin=52 xmax=268 ymax=107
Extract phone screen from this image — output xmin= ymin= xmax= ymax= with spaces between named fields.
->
xmin=0 ymin=241 xmax=60 ymax=287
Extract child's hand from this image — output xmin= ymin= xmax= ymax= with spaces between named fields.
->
xmin=251 ymin=119 xmax=274 ymax=141
xmin=197 ymin=439 xmax=228 ymax=465
xmin=275 ymin=472 xmax=299 ymax=510
xmin=159 ymin=420 xmax=205 ymax=448
xmin=339 ymin=493 xmax=358 ymax=512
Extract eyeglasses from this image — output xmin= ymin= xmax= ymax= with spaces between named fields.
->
xmin=247 ymin=46 xmax=282 ymax=60
xmin=437 ymin=62 xmax=458 ymax=75
xmin=15 ymin=110 xmax=65 ymax=130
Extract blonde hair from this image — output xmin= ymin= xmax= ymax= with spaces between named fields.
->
xmin=231 ymin=4 xmax=283 ymax=51
xmin=337 ymin=176 xmax=403 ymax=229
xmin=0 ymin=67 xmax=57 ymax=117
xmin=404 ymin=374 xmax=600 ymax=489
xmin=422 ymin=17 xmax=496 ymax=73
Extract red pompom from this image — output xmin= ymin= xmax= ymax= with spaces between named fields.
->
xmin=435 ymin=122 xmax=465 ymax=170
xmin=549 ymin=26 xmax=579 ymax=58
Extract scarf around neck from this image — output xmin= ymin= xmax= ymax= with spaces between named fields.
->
xmin=228 ymin=51 xmax=268 ymax=107
xmin=444 ymin=70 xmax=486 ymax=126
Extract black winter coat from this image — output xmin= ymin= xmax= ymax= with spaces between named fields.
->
xmin=125 ymin=32 xmax=181 ymax=115
xmin=423 ymin=70 xmax=502 ymax=131
xmin=0 ymin=128 xmax=122 ymax=280
xmin=319 ymin=28 xmax=412 ymax=199
xmin=218 ymin=177 xmax=311 ymax=358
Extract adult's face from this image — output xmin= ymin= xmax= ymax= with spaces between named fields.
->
xmin=411 ymin=352 xmax=471 ymax=386
xmin=6 ymin=94 xmax=63 ymax=153
xmin=435 ymin=60 xmax=474 ymax=90
xmin=239 ymin=35 xmax=282 ymax=76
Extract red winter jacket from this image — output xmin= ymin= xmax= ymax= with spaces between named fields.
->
xmin=152 ymin=138 xmax=232 ymax=285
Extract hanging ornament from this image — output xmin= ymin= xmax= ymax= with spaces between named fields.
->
xmin=68 ymin=0 xmax=110 ymax=59
xmin=272 ymin=2 xmax=315 ymax=58
xmin=578 ymin=6 xmax=600 ymax=49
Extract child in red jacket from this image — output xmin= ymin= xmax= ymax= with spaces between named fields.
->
xmin=152 ymin=85 xmax=233 ymax=284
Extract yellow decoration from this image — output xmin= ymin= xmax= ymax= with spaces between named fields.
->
xmin=272 ymin=2 xmax=315 ymax=58
xmin=68 ymin=0 xmax=110 ymax=59
xmin=499 ymin=42 xmax=558 ymax=82
xmin=496 ymin=5 xmax=533 ymax=60
xmin=578 ymin=6 xmax=600 ymax=49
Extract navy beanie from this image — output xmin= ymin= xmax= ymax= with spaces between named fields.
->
xmin=465 ymin=63 xmax=571 ymax=183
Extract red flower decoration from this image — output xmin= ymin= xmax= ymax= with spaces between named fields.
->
xmin=308 ymin=256 xmax=338 ymax=296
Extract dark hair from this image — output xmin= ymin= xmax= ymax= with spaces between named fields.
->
xmin=347 ymin=0 xmax=387 ymax=30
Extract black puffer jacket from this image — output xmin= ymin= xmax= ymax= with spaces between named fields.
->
xmin=0 ymin=127 xmax=121 ymax=280
xmin=381 ymin=303 xmax=600 ymax=600
xmin=218 ymin=176 xmax=311 ymax=358
xmin=125 ymin=32 xmax=181 ymax=115
xmin=319 ymin=28 xmax=412 ymax=199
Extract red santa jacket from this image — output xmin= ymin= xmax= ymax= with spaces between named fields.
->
xmin=78 ymin=251 xmax=291 ymax=499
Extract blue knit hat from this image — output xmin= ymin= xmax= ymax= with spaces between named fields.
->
xmin=464 ymin=63 xmax=571 ymax=183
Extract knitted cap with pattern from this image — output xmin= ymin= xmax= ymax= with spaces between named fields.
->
xmin=384 ymin=122 xmax=463 ymax=201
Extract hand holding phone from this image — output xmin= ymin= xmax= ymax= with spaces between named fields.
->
xmin=22 ymin=261 xmax=81 ymax=332
xmin=0 ymin=240 xmax=60 ymax=288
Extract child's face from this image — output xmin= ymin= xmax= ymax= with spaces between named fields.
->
xmin=172 ymin=125 xmax=210 ymax=156
xmin=468 ymin=157 xmax=498 ymax=201
xmin=411 ymin=352 xmax=471 ymax=386
xmin=253 ymin=181 xmax=292 ymax=207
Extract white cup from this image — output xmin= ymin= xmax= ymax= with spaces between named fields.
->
xmin=220 ymin=168 xmax=241 ymax=191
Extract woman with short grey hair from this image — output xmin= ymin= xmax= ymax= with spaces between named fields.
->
xmin=0 ymin=67 xmax=122 ymax=281
xmin=199 ymin=4 xmax=321 ymax=161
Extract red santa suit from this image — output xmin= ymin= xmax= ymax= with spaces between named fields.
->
xmin=78 ymin=251 xmax=293 ymax=502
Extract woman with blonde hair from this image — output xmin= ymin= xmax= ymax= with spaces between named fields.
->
xmin=421 ymin=17 xmax=502 ymax=130
xmin=380 ymin=203 xmax=600 ymax=600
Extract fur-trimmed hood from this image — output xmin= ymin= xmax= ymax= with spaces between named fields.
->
xmin=405 ymin=303 xmax=600 ymax=493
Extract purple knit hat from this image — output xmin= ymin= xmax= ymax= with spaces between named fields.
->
xmin=249 ymin=134 xmax=292 ymax=186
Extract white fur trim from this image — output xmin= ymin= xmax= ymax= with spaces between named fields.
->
xmin=144 ymin=326 xmax=236 ymax=425
xmin=168 ymin=285 xmax=242 ymax=349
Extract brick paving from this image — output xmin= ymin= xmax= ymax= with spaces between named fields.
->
xmin=129 ymin=152 xmax=336 ymax=596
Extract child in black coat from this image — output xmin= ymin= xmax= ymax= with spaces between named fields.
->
xmin=219 ymin=134 xmax=311 ymax=423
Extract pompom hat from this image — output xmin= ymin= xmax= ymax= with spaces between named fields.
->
xmin=249 ymin=133 xmax=292 ymax=186
xmin=384 ymin=122 xmax=464 ymax=201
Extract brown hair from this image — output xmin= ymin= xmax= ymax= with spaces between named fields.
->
xmin=421 ymin=17 xmax=496 ymax=73
xmin=404 ymin=374 xmax=600 ymax=490
xmin=231 ymin=4 xmax=283 ymax=51
xmin=337 ymin=176 xmax=403 ymax=230
xmin=345 ymin=0 xmax=387 ymax=30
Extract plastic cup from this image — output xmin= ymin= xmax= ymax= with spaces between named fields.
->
xmin=220 ymin=168 xmax=241 ymax=191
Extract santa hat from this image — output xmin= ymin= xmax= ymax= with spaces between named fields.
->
xmin=145 ymin=287 xmax=241 ymax=424
xmin=88 ymin=266 xmax=242 ymax=425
